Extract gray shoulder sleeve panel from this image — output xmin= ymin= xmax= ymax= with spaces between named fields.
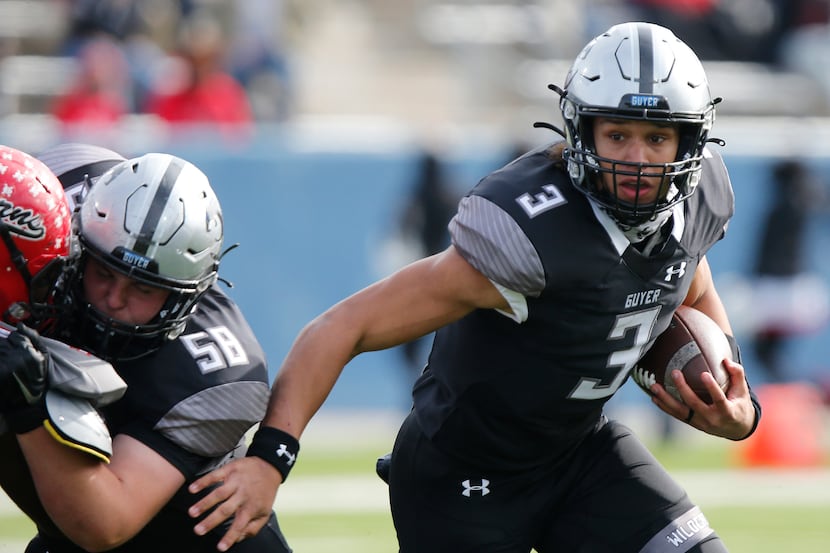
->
xmin=154 ymin=380 xmax=269 ymax=458
xmin=449 ymin=195 xmax=545 ymax=297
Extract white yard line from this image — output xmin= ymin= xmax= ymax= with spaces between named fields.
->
xmin=11 ymin=474 xmax=818 ymax=553
xmin=281 ymin=468 xmax=830 ymax=511
xmin=0 ymin=469 xmax=827 ymax=553
xmin=8 ymin=468 xmax=826 ymax=519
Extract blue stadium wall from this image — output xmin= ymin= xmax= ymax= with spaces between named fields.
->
xmin=157 ymin=137 xmax=830 ymax=412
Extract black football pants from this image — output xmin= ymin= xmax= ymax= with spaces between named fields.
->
xmin=389 ymin=412 xmax=728 ymax=552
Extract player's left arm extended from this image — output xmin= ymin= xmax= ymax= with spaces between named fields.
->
xmin=679 ymin=256 xmax=761 ymax=439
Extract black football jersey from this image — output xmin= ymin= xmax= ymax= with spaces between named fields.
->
xmin=44 ymin=284 xmax=271 ymax=552
xmin=413 ymin=143 xmax=734 ymax=471
xmin=101 ymin=284 xmax=269 ymax=472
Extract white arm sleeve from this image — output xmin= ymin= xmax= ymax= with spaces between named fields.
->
xmin=490 ymin=280 xmax=529 ymax=323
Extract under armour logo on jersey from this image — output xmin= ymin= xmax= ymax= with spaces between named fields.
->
xmin=276 ymin=444 xmax=296 ymax=466
xmin=461 ymin=479 xmax=490 ymax=497
xmin=664 ymin=262 xmax=687 ymax=282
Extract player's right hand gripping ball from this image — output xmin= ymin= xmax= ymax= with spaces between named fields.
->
xmin=632 ymin=305 xmax=730 ymax=405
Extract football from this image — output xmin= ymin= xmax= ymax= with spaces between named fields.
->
xmin=632 ymin=305 xmax=731 ymax=405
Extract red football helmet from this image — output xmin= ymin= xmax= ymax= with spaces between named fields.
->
xmin=0 ymin=144 xmax=73 ymax=323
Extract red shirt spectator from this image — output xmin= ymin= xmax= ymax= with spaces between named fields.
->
xmin=144 ymin=68 xmax=251 ymax=124
xmin=51 ymin=36 xmax=129 ymax=127
xmin=143 ymin=12 xmax=253 ymax=131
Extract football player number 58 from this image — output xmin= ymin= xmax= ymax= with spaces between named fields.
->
xmin=181 ymin=325 xmax=249 ymax=374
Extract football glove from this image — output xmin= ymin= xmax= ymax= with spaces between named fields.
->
xmin=0 ymin=323 xmax=51 ymax=433
xmin=0 ymin=324 xmax=115 ymax=461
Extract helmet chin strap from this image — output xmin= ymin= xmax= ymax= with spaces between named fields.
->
xmin=0 ymin=222 xmax=33 ymax=286
xmin=0 ymin=222 xmax=34 ymax=323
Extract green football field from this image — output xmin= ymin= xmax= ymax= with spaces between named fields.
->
xmin=280 ymin=429 xmax=830 ymax=553
xmin=1 ymin=412 xmax=828 ymax=552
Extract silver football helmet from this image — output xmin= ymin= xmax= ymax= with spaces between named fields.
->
xmin=559 ymin=22 xmax=719 ymax=226
xmin=69 ymin=153 xmax=224 ymax=360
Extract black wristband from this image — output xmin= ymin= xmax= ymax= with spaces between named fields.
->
xmin=246 ymin=426 xmax=300 ymax=481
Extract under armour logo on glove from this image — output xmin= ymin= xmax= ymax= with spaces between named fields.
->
xmin=461 ymin=479 xmax=490 ymax=497
xmin=276 ymin=443 xmax=296 ymax=466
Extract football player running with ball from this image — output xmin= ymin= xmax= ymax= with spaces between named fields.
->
xmin=1 ymin=145 xmax=292 ymax=552
xmin=191 ymin=22 xmax=760 ymax=552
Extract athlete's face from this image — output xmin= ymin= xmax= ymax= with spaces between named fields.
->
xmin=592 ymin=118 xmax=680 ymax=206
xmin=83 ymin=257 xmax=170 ymax=326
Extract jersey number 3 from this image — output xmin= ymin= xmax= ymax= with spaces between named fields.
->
xmin=516 ymin=184 xmax=567 ymax=218
xmin=569 ymin=307 xmax=660 ymax=400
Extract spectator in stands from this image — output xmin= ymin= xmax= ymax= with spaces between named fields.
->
xmin=227 ymin=0 xmax=295 ymax=121
xmin=58 ymin=0 xmax=182 ymax=113
xmin=777 ymin=1 xmax=830 ymax=100
xmin=624 ymin=0 xmax=792 ymax=64
xmin=50 ymin=36 xmax=130 ymax=128
xmin=143 ymin=11 xmax=253 ymax=131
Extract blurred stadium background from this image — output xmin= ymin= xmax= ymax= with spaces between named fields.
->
xmin=1 ymin=0 xmax=829 ymax=551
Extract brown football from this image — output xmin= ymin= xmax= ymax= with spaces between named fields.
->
xmin=632 ymin=305 xmax=731 ymax=405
